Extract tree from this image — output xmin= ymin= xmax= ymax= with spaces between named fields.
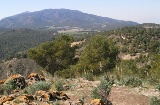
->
xmin=28 ymin=35 xmax=75 ymax=75
xmin=77 ymin=35 xmax=119 ymax=75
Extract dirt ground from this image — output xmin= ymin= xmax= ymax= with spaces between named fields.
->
xmin=61 ymin=78 xmax=159 ymax=105
xmin=109 ymin=86 xmax=150 ymax=105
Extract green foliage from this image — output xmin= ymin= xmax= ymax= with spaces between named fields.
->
xmin=0 ymin=80 xmax=16 ymax=95
xmin=113 ymin=54 xmax=160 ymax=84
xmin=78 ymin=96 xmax=86 ymax=105
xmin=149 ymin=54 xmax=160 ymax=79
xmin=7 ymin=80 xmax=17 ymax=90
xmin=119 ymin=76 xmax=142 ymax=87
xmin=156 ymin=83 xmax=160 ymax=91
xmin=55 ymin=68 xmax=76 ymax=79
xmin=25 ymin=81 xmax=51 ymax=95
xmin=114 ymin=60 xmax=138 ymax=78
xmin=28 ymin=35 xmax=76 ymax=75
xmin=82 ymin=72 xmax=94 ymax=81
xmin=77 ymin=35 xmax=119 ymax=75
xmin=146 ymin=78 xmax=159 ymax=86
xmin=102 ymin=25 xmax=160 ymax=54
xmin=54 ymin=79 xmax=65 ymax=91
xmin=0 ymin=84 xmax=9 ymax=94
xmin=91 ymin=75 xmax=113 ymax=104
xmin=121 ymin=46 xmax=128 ymax=53
xmin=150 ymin=97 xmax=160 ymax=105
xmin=0 ymin=29 xmax=55 ymax=61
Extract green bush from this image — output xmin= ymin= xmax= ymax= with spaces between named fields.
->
xmin=150 ymin=97 xmax=160 ymax=105
xmin=0 ymin=80 xmax=16 ymax=95
xmin=54 ymin=79 xmax=65 ymax=91
xmin=156 ymin=83 xmax=160 ymax=91
xmin=26 ymin=81 xmax=51 ymax=95
xmin=91 ymin=75 xmax=113 ymax=104
xmin=7 ymin=80 xmax=16 ymax=90
xmin=119 ymin=76 xmax=142 ymax=87
xmin=0 ymin=84 xmax=6 ymax=94
xmin=82 ymin=72 xmax=94 ymax=81
xmin=55 ymin=68 xmax=76 ymax=79
xmin=147 ymin=78 xmax=159 ymax=86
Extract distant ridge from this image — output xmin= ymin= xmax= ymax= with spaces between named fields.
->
xmin=0 ymin=9 xmax=138 ymax=30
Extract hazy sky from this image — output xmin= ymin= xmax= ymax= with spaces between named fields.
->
xmin=1 ymin=0 xmax=160 ymax=24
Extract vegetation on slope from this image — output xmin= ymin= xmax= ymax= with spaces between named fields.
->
xmin=101 ymin=24 xmax=160 ymax=54
xmin=0 ymin=28 xmax=55 ymax=61
xmin=0 ymin=23 xmax=160 ymax=84
xmin=28 ymin=35 xmax=76 ymax=75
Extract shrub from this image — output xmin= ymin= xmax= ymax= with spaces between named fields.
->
xmin=0 ymin=80 xmax=16 ymax=95
xmin=119 ymin=76 xmax=142 ymax=87
xmin=91 ymin=75 xmax=113 ymax=104
xmin=55 ymin=68 xmax=76 ymax=79
xmin=150 ymin=97 xmax=160 ymax=105
xmin=82 ymin=72 xmax=94 ymax=81
xmin=0 ymin=84 xmax=6 ymax=94
xmin=54 ymin=79 xmax=65 ymax=91
xmin=7 ymin=80 xmax=16 ymax=90
xmin=147 ymin=78 xmax=159 ymax=86
xmin=156 ymin=83 xmax=160 ymax=91
xmin=26 ymin=81 xmax=51 ymax=95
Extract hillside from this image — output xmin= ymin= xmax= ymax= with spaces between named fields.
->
xmin=0 ymin=58 xmax=40 ymax=79
xmin=0 ymin=28 xmax=55 ymax=60
xmin=0 ymin=24 xmax=160 ymax=105
xmin=0 ymin=23 xmax=159 ymax=64
xmin=101 ymin=23 xmax=160 ymax=55
xmin=0 ymin=9 xmax=138 ymax=30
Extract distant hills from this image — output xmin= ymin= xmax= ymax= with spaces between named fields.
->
xmin=0 ymin=23 xmax=159 ymax=61
xmin=0 ymin=9 xmax=138 ymax=30
xmin=0 ymin=28 xmax=55 ymax=60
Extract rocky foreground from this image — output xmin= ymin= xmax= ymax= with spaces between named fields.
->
xmin=0 ymin=73 xmax=159 ymax=105
xmin=0 ymin=73 xmax=104 ymax=105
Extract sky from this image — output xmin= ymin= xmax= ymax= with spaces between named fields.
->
xmin=0 ymin=0 xmax=160 ymax=24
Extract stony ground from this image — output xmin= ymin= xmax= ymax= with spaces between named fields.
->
xmin=0 ymin=73 xmax=160 ymax=105
xmin=60 ymin=78 xmax=160 ymax=105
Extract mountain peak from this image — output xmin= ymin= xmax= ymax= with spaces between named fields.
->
xmin=0 ymin=9 xmax=138 ymax=30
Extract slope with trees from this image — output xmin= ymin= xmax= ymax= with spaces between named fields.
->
xmin=101 ymin=23 xmax=160 ymax=54
xmin=0 ymin=28 xmax=56 ymax=61
xmin=28 ymin=35 xmax=76 ymax=75
xmin=76 ymin=35 xmax=119 ymax=75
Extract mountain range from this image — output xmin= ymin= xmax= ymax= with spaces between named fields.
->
xmin=0 ymin=9 xmax=138 ymax=30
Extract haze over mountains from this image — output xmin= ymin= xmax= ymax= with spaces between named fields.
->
xmin=0 ymin=9 xmax=138 ymax=30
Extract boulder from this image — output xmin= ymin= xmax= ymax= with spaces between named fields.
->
xmin=3 ymin=101 xmax=18 ymax=105
xmin=0 ymin=96 xmax=14 ymax=105
xmin=27 ymin=73 xmax=45 ymax=81
xmin=15 ymin=95 xmax=30 ymax=103
xmin=4 ymin=74 xmax=26 ymax=89
xmin=91 ymin=99 xmax=104 ymax=105
xmin=35 ymin=90 xmax=70 ymax=102
xmin=35 ymin=90 xmax=50 ymax=101
xmin=0 ymin=80 xmax=5 ymax=84
xmin=27 ymin=73 xmax=45 ymax=85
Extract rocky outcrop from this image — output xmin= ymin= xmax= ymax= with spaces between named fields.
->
xmin=0 ymin=73 xmax=70 ymax=105
xmin=0 ymin=96 xmax=14 ymax=105
xmin=4 ymin=74 xmax=26 ymax=89
xmin=35 ymin=90 xmax=70 ymax=102
xmin=27 ymin=73 xmax=45 ymax=85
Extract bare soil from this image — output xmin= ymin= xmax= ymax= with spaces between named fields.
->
xmin=61 ymin=78 xmax=159 ymax=105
